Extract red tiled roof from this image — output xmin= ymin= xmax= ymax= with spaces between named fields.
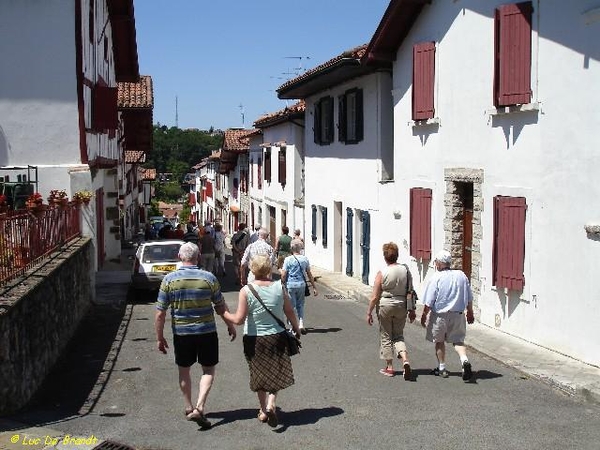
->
xmin=124 ymin=150 xmax=146 ymax=164
xmin=253 ymin=100 xmax=305 ymax=127
xmin=118 ymin=75 xmax=154 ymax=109
xmin=277 ymin=45 xmax=367 ymax=94
xmin=222 ymin=128 xmax=253 ymax=152
xmin=192 ymin=159 xmax=208 ymax=170
xmin=141 ymin=168 xmax=156 ymax=180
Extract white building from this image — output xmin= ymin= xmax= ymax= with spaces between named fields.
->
xmin=0 ymin=0 xmax=141 ymax=268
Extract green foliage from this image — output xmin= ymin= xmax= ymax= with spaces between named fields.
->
xmin=148 ymin=200 xmax=161 ymax=217
xmin=154 ymin=181 xmax=186 ymax=202
xmin=146 ymin=124 xmax=223 ymax=174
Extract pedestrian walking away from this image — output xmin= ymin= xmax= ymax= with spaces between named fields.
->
xmin=223 ymin=254 xmax=301 ymax=428
xmin=240 ymin=227 xmax=275 ymax=285
xmin=183 ymin=223 xmax=199 ymax=245
xmin=154 ymin=242 xmax=237 ymax=429
xmin=275 ymin=226 xmax=292 ymax=269
xmin=280 ymin=241 xmax=317 ymax=334
xmin=249 ymin=224 xmax=261 ymax=244
xmin=366 ymin=242 xmax=416 ymax=379
xmin=420 ymin=249 xmax=475 ymax=381
xmin=199 ymin=226 xmax=216 ymax=274
xmin=231 ymin=223 xmax=250 ymax=284
xmin=213 ymin=223 xmax=227 ymax=276
xmin=290 ymin=229 xmax=304 ymax=255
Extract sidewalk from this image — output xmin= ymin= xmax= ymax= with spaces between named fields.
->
xmin=311 ymin=266 xmax=600 ymax=405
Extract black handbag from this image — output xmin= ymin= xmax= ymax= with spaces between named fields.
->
xmin=293 ymin=255 xmax=311 ymax=297
xmin=247 ymin=284 xmax=301 ymax=356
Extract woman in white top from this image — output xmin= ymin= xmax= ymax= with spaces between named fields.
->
xmin=366 ymin=242 xmax=416 ymax=380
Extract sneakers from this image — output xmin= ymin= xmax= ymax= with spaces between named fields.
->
xmin=299 ymin=319 xmax=307 ymax=335
xmin=462 ymin=361 xmax=473 ymax=381
xmin=379 ymin=368 xmax=395 ymax=377
xmin=403 ymin=363 xmax=412 ymax=381
xmin=431 ymin=367 xmax=450 ymax=378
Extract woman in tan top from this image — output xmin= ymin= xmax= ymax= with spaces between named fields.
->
xmin=366 ymin=242 xmax=416 ymax=380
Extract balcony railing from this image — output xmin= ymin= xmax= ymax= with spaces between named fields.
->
xmin=0 ymin=204 xmax=81 ymax=287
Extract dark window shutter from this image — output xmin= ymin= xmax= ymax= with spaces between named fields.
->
xmin=494 ymin=2 xmax=532 ymax=107
xmin=278 ymin=148 xmax=286 ymax=186
xmin=355 ymin=89 xmax=364 ymax=142
xmin=265 ymin=149 xmax=271 ymax=182
xmin=412 ymin=42 xmax=436 ymax=120
xmin=258 ymin=157 xmax=262 ymax=189
xmin=311 ymin=204 xmax=317 ymax=243
xmin=338 ymin=95 xmax=347 ymax=143
xmin=493 ymin=196 xmax=526 ymax=290
xmin=410 ymin=188 xmax=432 ymax=260
xmin=93 ymin=85 xmax=118 ymax=130
xmin=313 ymin=103 xmax=321 ymax=144
xmin=326 ymin=97 xmax=334 ymax=143
xmin=321 ymin=206 xmax=328 ymax=247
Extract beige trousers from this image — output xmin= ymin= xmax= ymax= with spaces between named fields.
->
xmin=377 ymin=303 xmax=408 ymax=360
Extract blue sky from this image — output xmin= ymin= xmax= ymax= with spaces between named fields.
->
xmin=134 ymin=0 xmax=390 ymax=131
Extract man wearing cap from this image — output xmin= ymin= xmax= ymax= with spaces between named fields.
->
xmin=421 ymin=250 xmax=475 ymax=381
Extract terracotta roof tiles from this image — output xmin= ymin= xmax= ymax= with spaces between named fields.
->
xmin=118 ymin=75 xmax=154 ymax=109
xmin=124 ymin=150 xmax=146 ymax=164
xmin=254 ymin=100 xmax=305 ymax=127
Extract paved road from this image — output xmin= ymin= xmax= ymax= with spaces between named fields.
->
xmin=5 ymin=261 xmax=600 ymax=450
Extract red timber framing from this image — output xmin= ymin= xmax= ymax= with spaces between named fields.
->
xmin=409 ymin=187 xmax=432 ymax=260
xmin=493 ymin=196 xmax=526 ymax=290
xmin=412 ymin=41 xmax=436 ymax=120
xmin=494 ymin=2 xmax=533 ymax=107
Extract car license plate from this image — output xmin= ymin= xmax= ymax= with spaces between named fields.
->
xmin=153 ymin=265 xmax=176 ymax=272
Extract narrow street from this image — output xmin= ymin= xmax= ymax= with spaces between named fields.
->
xmin=4 ymin=259 xmax=600 ymax=450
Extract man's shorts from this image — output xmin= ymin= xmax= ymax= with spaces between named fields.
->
xmin=173 ymin=331 xmax=219 ymax=367
xmin=425 ymin=311 xmax=466 ymax=344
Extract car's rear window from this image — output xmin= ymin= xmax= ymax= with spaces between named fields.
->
xmin=142 ymin=244 xmax=181 ymax=263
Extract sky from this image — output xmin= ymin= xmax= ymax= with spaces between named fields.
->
xmin=134 ymin=0 xmax=391 ymax=131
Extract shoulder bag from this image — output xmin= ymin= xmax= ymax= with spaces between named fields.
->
xmin=247 ymin=284 xmax=301 ymax=356
xmin=293 ymin=254 xmax=311 ymax=296
xmin=402 ymin=264 xmax=417 ymax=311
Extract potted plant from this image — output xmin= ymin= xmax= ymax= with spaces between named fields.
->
xmin=48 ymin=189 xmax=69 ymax=206
xmin=73 ymin=190 xmax=93 ymax=204
xmin=0 ymin=194 xmax=7 ymax=213
xmin=26 ymin=192 xmax=44 ymax=208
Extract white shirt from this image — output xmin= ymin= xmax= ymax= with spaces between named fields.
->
xmin=422 ymin=269 xmax=473 ymax=313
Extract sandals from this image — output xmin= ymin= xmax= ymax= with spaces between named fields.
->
xmin=265 ymin=408 xmax=278 ymax=428
xmin=257 ymin=410 xmax=268 ymax=423
xmin=379 ymin=368 xmax=395 ymax=377
xmin=185 ymin=407 xmax=212 ymax=428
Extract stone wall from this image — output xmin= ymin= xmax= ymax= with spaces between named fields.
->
xmin=0 ymin=238 xmax=93 ymax=415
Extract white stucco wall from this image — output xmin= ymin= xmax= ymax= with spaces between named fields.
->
xmin=388 ymin=0 xmax=600 ymax=365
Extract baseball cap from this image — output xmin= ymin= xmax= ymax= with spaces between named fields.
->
xmin=435 ymin=250 xmax=452 ymax=265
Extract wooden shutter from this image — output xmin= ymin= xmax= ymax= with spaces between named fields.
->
xmin=93 ymin=85 xmax=118 ymax=130
xmin=325 ymin=97 xmax=334 ymax=143
xmin=257 ymin=157 xmax=262 ymax=189
xmin=278 ymin=148 xmax=286 ymax=186
xmin=321 ymin=206 xmax=328 ymax=247
xmin=494 ymin=2 xmax=532 ymax=107
xmin=338 ymin=95 xmax=347 ymax=143
xmin=355 ymin=89 xmax=364 ymax=142
xmin=313 ymin=103 xmax=321 ymax=144
xmin=493 ymin=196 xmax=526 ymax=290
xmin=265 ymin=149 xmax=271 ymax=182
xmin=412 ymin=42 xmax=436 ymax=120
xmin=188 ymin=192 xmax=196 ymax=205
xmin=311 ymin=204 xmax=317 ymax=243
xmin=409 ymin=188 xmax=432 ymax=259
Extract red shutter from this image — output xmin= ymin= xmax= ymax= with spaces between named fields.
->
xmin=92 ymin=85 xmax=118 ymax=130
xmin=493 ymin=196 xmax=526 ymax=290
xmin=205 ymin=181 xmax=213 ymax=198
xmin=188 ymin=192 xmax=196 ymax=205
xmin=412 ymin=42 xmax=436 ymax=120
xmin=494 ymin=2 xmax=532 ymax=106
xmin=410 ymin=188 xmax=432 ymax=260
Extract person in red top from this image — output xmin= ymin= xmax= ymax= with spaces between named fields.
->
xmin=173 ymin=223 xmax=185 ymax=239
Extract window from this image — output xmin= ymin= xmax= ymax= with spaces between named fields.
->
xmin=278 ymin=147 xmax=287 ymax=187
xmin=493 ymin=196 xmax=526 ymax=290
xmin=264 ymin=148 xmax=272 ymax=183
xmin=313 ymin=96 xmax=334 ymax=145
xmin=409 ymin=188 xmax=432 ymax=260
xmin=494 ymin=2 xmax=533 ymax=107
xmin=92 ymin=84 xmax=118 ymax=131
xmin=338 ymin=89 xmax=363 ymax=144
xmin=412 ymin=42 xmax=436 ymax=120
xmin=250 ymin=157 xmax=254 ymax=188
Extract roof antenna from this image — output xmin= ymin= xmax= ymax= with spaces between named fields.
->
xmin=175 ymin=95 xmax=179 ymax=128
xmin=239 ymin=103 xmax=245 ymax=128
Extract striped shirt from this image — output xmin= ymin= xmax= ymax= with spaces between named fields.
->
xmin=156 ymin=265 xmax=224 ymax=336
xmin=240 ymin=239 xmax=276 ymax=267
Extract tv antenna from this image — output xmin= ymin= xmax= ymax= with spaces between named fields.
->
xmin=283 ymin=56 xmax=311 ymax=74
xmin=175 ymin=95 xmax=179 ymax=128
xmin=238 ymin=103 xmax=245 ymax=128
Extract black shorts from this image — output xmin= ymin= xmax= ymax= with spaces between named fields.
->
xmin=173 ymin=332 xmax=219 ymax=368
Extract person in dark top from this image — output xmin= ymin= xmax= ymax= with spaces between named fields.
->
xmin=199 ymin=227 xmax=216 ymax=274
xmin=276 ymin=226 xmax=292 ymax=269
xmin=183 ymin=224 xmax=199 ymax=245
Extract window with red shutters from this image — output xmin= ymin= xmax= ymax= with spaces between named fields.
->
xmin=278 ymin=147 xmax=287 ymax=187
xmin=409 ymin=188 xmax=432 ymax=260
xmin=494 ymin=2 xmax=533 ymax=107
xmin=92 ymin=85 xmax=118 ymax=131
xmin=188 ymin=192 xmax=196 ymax=205
xmin=493 ymin=196 xmax=526 ymax=290
xmin=265 ymin=148 xmax=272 ymax=183
xmin=412 ymin=42 xmax=436 ymax=120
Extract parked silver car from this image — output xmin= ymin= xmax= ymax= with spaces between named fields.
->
xmin=129 ymin=240 xmax=184 ymax=298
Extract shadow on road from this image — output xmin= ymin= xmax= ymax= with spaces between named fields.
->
xmin=305 ymin=327 xmax=342 ymax=334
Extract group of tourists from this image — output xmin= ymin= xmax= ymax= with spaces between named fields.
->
xmin=154 ymin=225 xmax=475 ymax=430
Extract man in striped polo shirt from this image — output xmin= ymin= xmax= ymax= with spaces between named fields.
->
xmin=155 ymin=242 xmax=236 ymax=428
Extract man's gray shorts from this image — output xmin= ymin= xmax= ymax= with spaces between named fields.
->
xmin=425 ymin=311 xmax=466 ymax=344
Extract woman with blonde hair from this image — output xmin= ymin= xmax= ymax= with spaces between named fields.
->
xmin=366 ymin=242 xmax=416 ymax=380
xmin=223 ymin=254 xmax=301 ymax=427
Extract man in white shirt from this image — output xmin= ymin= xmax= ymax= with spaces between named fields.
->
xmin=240 ymin=228 xmax=275 ymax=285
xmin=421 ymin=250 xmax=475 ymax=381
